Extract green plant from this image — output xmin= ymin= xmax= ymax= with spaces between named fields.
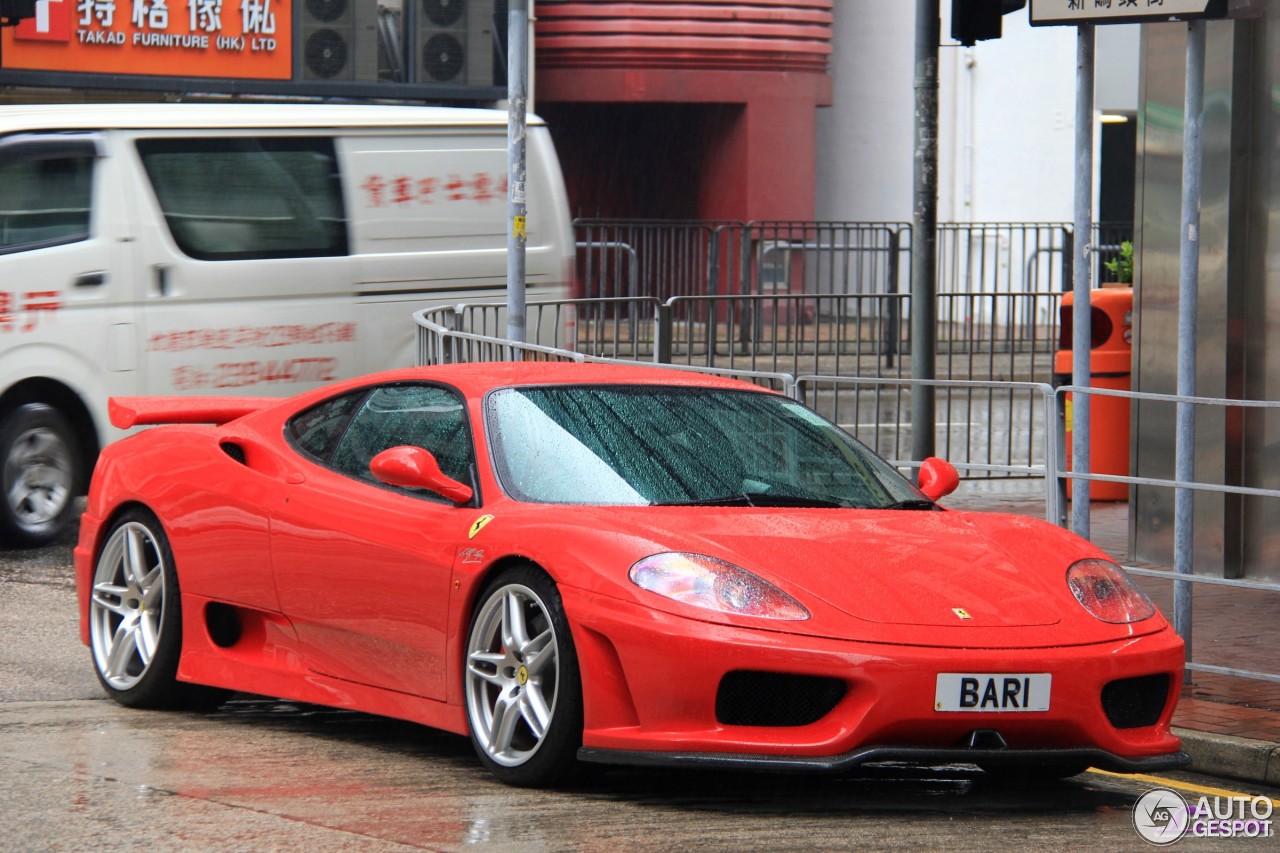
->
xmin=1104 ymin=240 xmax=1133 ymax=284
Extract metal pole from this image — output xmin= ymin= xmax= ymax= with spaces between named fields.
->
xmin=1070 ymin=25 xmax=1095 ymax=539
xmin=506 ymin=0 xmax=529 ymax=344
xmin=910 ymin=0 xmax=939 ymax=469
xmin=1174 ymin=19 xmax=1206 ymax=661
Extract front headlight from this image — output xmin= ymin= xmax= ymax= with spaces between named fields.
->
xmin=629 ymin=553 xmax=810 ymax=621
xmin=1067 ymin=558 xmax=1155 ymax=624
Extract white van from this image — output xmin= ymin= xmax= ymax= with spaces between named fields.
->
xmin=0 ymin=103 xmax=575 ymax=547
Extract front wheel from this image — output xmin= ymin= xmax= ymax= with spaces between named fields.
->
xmin=88 ymin=508 xmax=228 ymax=710
xmin=464 ymin=565 xmax=583 ymax=787
xmin=0 ymin=403 xmax=80 ymax=548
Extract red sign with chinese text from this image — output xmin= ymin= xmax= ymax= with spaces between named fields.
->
xmin=1 ymin=0 xmax=292 ymax=80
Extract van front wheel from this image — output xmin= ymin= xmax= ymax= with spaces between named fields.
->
xmin=0 ymin=403 xmax=80 ymax=548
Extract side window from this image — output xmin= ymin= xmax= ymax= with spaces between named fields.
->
xmin=294 ymin=384 xmax=473 ymax=499
xmin=0 ymin=154 xmax=92 ymax=254
xmin=287 ymin=390 xmax=366 ymax=460
xmin=135 ymin=136 xmax=348 ymax=260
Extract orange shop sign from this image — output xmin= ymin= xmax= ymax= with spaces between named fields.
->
xmin=1 ymin=0 xmax=292 ymax=80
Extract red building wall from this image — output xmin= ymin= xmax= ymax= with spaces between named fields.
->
xmin=534 ymin=1 xmax=833 ymax=222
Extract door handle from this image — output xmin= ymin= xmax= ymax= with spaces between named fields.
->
xmin=74 ymin=271 xmax=107 ymax=287
xmin=154 ymin=263 xmax=170 ymax=296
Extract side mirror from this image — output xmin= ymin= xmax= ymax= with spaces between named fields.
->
xmin=370 ymin=446 xmax=473 ymax=504
xmin=917 ymin=456 xmax=960 ymax=501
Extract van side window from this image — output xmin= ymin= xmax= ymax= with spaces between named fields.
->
xmin=0 ymin=156 xmax=92 ymax=253
xmin=136 ymin=137 xmax=348 ymax=261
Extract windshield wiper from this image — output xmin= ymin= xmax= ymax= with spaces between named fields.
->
xmin=884 ymin=498 xmax=939 ymax=511
xmin=651 ymin=493 xmax=845 ymax=508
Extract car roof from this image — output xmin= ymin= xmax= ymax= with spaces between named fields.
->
xmin=350 ymin=362 xmax=774 ymax=398
xmin=0 ymin=103 xmax=534 ymax=135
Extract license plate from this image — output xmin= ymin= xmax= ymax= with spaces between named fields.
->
xmin=934 ymin=673 xmax=1051 ymax=712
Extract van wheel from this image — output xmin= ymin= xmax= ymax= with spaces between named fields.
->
xmin=0 ymin=403 xmax=80 ymax=548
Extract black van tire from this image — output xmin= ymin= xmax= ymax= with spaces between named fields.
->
xmin=0 ymin=403 xmax=81 ymax=548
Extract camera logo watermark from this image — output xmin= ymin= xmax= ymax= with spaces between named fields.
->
xmin=1134 ymin=788 xmax=1191 ymax=845
xmin=1133 ymin=787 xmax=1275 ymax=845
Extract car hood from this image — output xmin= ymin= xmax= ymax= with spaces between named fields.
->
xmin=636 ymin=508 xmax=1066 ymax=627
xmin=510 ymin=504 xmax=1164 ymax=647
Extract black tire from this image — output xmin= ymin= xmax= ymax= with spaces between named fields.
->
xmin=463 ymin=564 xmax=584 ymax=787
xmin=87 ymin=508 xmax=229 ymax=711
xmin=0 ymin=403 xmax=81 ymax=548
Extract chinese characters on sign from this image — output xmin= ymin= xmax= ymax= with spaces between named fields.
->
xmin=2 ymin=0 xmax=290 ymax=79
xmin=1030 ymin=0 xmax=1217 ymax=24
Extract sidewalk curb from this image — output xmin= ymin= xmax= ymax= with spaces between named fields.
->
xmin=1174 ymin=727 xmax=1280 ymax=786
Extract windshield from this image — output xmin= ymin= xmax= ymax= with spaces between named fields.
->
xmin=485 ymin=385 xmax=924 ymax=508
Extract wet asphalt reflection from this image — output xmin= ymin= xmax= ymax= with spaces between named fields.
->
xmin=0 ymin=694 xmax=1190 ymax=853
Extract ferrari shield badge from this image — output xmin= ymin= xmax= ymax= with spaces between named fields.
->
xmin=469 ymin=514 xmax=495 ymax=540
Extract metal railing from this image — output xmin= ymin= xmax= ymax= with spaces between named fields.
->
xmin=1052 ymin=383 xmax=1280 ymax=685
xmin=492 ymin=292 xmax=1061 ymax=386
xmin=574 ymin=220 xmax=1132 ymax=300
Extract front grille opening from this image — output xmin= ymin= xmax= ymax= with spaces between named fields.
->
xmin=1102 ymin=673 xmax=1171 ymax=729
xmin=715 ymin=670 xmax=847 ymax=727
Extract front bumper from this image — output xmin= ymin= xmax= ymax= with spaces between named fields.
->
xmin=563 ymin=586 xmax=1186 ymax=766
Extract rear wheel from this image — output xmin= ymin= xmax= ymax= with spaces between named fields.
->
xmin=0 ymin=403 xmax=80 ymax=547
xmin=88 ymin=508 xmax=228 ymax=710
xmin=464 ymin=565 xmax=583 ymax=787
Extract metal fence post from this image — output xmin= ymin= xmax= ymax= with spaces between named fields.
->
xmin=1061 ymin=226 xmax=1074 ymax=295
xmin=1053 ymin=388 xmax=1070 ymax=527
xmin=1174 ymin=19 xmax=1208 ymax=661
xmin=656 ymin=300 xmax=673 ymax=365
xmin=884 ymin=228 xmax=901 ymax=368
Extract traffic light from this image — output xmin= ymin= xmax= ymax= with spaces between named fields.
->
xmin=951 ymin=0 xmax=1027 ymax=46
xmin=1 ymin=0 xmax=37 ymax=26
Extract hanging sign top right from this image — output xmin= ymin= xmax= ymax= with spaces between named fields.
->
xmin=1029 ymin=0 xmax=1233 ymax=26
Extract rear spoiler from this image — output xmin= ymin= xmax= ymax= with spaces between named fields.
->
xmin=109 ymin=396 xmax=276 ymax=429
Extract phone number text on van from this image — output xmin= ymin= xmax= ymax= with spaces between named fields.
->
xmin=171 ymin=357 xmax=339 ymax=390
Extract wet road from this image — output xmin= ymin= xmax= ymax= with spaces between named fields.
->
xmin=3 ymin=515 xmax=1277 ymax=852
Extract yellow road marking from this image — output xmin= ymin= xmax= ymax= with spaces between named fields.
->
xmin=1087 ymin=768 xmax=1279 ymax=808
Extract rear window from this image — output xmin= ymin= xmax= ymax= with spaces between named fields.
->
xmin=136 ymin=136 xmax=348 ymax=261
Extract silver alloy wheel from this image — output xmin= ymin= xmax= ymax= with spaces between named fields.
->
xmin=5 ymin=424 xmax=73 ymax=527
xmin=89 ymin=521 xmax=167 ymax=691
xmin=465 ymin=582 xmax=560 ymax=768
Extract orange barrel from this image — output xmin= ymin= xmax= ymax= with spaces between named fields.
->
xmin=1053 ymin=287 xmax=1133 ymax=501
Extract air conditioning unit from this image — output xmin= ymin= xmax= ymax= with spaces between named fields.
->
xmin=416 ymin=0 xmax=496 ymax=85
xmin=300 ymin=0 xmax=380 ymax=81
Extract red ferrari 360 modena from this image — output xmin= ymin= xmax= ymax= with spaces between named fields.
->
xmin=74 ymin=362 xmax=1188 ymax=787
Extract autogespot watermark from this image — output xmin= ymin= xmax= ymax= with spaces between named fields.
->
xmin=1133 ymin=787 xmax=1275 ymax=845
